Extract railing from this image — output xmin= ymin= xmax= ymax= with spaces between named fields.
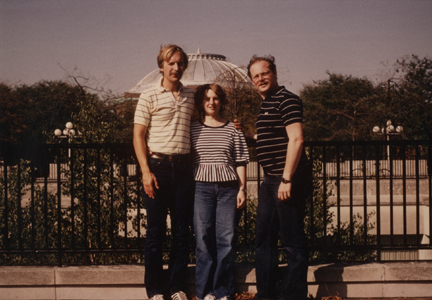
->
xmin=0 ymin=140 xmax=431 ymax=265
xmin=307 ymin=140 xmax=432 ymax=262
xmin=15 ymin=157 xmax=428 ymax=184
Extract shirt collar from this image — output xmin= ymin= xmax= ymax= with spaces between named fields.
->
xmin=157 ymin=76 xmax=184 ymax=93
xmin=264 ymin=85 xmax=284 ymax=100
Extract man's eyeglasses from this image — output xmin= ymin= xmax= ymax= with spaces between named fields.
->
xmin=252 ymin=71 xmax=272 ymax=83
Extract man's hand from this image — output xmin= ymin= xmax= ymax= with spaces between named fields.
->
xmin=234 ymin=118 xmax=258 ymax=140
xmin=134 ymin=123 xmax=159 ymax=198
xmin=245 ymin=133 xmax=257 ymax=140
xmin=233 ymin=119 xmax=243 ymax=132
xmin=142 ymin=171 xmax=159 ymax=199
xmin=278 ymin=182 xmax=292 ymax=201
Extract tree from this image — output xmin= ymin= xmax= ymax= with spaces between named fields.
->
xmin=225 ymin=85 xmax=261 ymax=135
xmin=0 ymin=83 xmax=27 ymax=144
xmin=1 ymin=76 xmax=138 ymax=265
xmin=0 ymin=81 xmax=92 ymax=144
xmin=390 ymin=55 xmax=432 ymax=139
xmin=0 ymin=78 xmax=134 ymax=145
xmin=300 ymin=55 xmax=432 ymax=142
xmin=301 ymin=73 xmax=381 ymax=141
xmin=63 ymin=74 xmax=134 ymax=143
xmin=0 ymin=81 xmax=92 ymax=167
xmin=0 ymin=78 xmax=134 ymax=169
xmin=0 ymin=82 xmax=139 ymax=265
xmin=214 ymin=68 xmax=262 ymax=135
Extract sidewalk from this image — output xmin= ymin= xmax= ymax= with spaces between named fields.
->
xmin=1 ymin=262 xmax=432 ymax=299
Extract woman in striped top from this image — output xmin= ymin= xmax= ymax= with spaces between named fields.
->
xmin=191 ymin=84 xmax=249 ymax=300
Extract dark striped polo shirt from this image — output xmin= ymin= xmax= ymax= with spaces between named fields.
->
xmin=256 ymin=86 xmax=307 ymax=176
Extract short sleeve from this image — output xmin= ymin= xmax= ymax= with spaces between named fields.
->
xmin=233 ymin=129 xmax=250 ymax=166
xmin=134 ymin=92 xmax=153 ymax=126
xmin=279 ymin=96 xmax=303 ymax=127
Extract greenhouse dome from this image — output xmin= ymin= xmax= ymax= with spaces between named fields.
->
xmin=128 ymin=49 xmax=251 ymax=96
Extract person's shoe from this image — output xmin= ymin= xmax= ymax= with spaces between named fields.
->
xmin=171 ymin=291 xmax=187 ymax=300
xmin=204 ymin=294 xmax=216 ymax=300
xmin=150 ymin=295 xmax=164 ymax=300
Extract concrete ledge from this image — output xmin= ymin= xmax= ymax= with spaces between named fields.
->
xmin=307 ymin=262 xmax=432 ymax=298
xmin=1 ymin=262 xmax=432 ymax=299
xmin=55 ymin=265 xmax=145 ymax=285
xmin=0 ymin=266 xmax=56 ymax=286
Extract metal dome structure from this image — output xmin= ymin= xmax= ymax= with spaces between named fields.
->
xmin=128 ymin=49 xmax=251 ymax=95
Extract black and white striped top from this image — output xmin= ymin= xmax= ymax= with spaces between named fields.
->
xmin=256 ymin=86 xmax=307 ymax=176
xmin=190 ymin=120 xmax=249 ymax=182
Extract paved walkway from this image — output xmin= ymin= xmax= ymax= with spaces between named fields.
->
xmin=1 ymin=262 xmax=432 ymax=299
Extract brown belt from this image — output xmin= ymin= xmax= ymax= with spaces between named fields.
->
xmin=150 ymin=152 xmax=188 ymax=163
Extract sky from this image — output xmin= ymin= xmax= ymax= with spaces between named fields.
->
xmin=1 ymin=0 xmax=432 ymax=95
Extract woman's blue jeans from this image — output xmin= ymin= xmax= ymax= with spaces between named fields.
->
xmin=194 ymin=181 xmax=239 ymax=299
xmin=144 ymin=157 xmax=194 ymax=297
xmin=255 ymin=163 xmax=312 ymax=300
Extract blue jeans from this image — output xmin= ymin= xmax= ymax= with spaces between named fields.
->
xmin=144 ymin=157 xmax=194 ymax=297
xmin=255 ymin=163 xmax=312 ymax=300
xmin=194 ymin=181 xmax=239 ymax=299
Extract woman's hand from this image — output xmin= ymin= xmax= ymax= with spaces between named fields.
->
xmin=237 ymin=190 xmax=246 ymax=209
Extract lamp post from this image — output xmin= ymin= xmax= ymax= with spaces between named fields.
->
xmin=54 ymin=122 xmax=79 ymax=157
xmin=54 ymin=122 xmax=76 ymax=139
xmin=372 ymin=120 xmax=403 ymax=159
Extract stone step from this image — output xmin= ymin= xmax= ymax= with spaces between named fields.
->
xmin=1 ymin=262 xmax=432 ymax=299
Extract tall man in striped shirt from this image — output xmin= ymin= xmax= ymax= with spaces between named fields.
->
xmin=133 ymin=44 xmax=195 ymax=300
xmin=247 ymin=55 xmax=312 ymax=300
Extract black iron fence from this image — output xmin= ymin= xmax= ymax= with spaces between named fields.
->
xmin=0 ymin=140 xmax=431 ymax=265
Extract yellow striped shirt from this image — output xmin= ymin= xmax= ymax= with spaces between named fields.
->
xmin=134 ymin=78 xmax=195 ymax=155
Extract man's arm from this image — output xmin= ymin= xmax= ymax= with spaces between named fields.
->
xmin=133 ymin=123 xmax=159 ymax=199
xmin=278 ymin=122 xmax=304 ymax=201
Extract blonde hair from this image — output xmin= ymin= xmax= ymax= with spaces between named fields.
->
xmin=157 ymin=44 xmax=189 ymax=69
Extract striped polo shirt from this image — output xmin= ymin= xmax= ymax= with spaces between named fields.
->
xmin=190 ymin=120 xmax=250 ymax=182
xmin=134 ymin=78 xmax=195 ymax=155
xmin=256 ymin=86 xmax=307 ymax=176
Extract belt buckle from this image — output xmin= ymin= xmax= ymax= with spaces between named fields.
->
xmin=168 ymin=155 xmax=175 ymax=162
xmin=150 ymin=153 xmax=163 ymax=160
